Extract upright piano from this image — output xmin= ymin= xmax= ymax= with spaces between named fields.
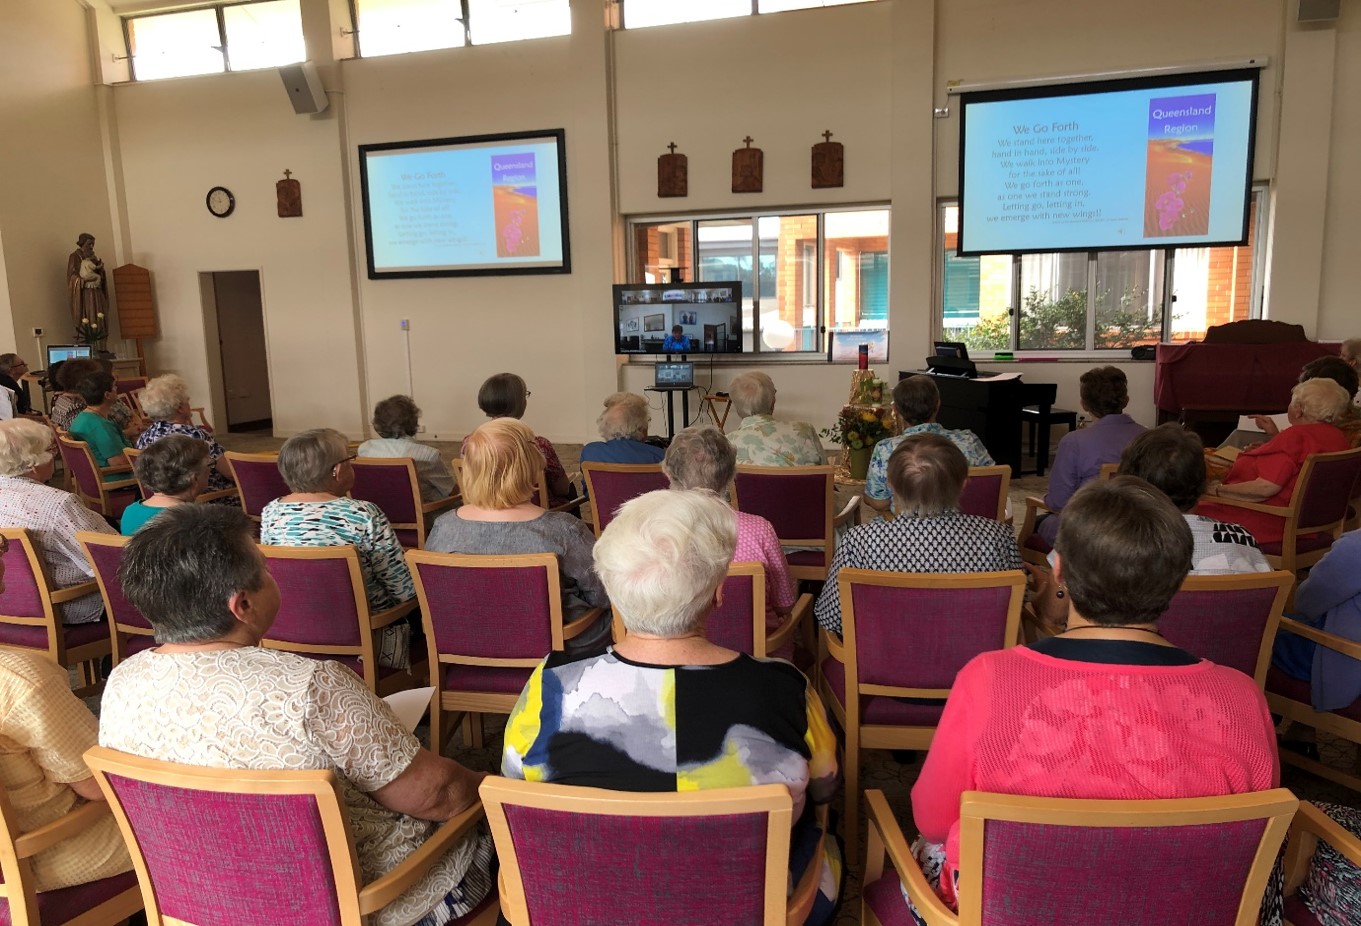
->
xmin=900 ymin=370 xmax=1057 ymax=476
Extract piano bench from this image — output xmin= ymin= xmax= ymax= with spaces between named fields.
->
xmin=1021 ymin=406 xmax=1078 ymax=474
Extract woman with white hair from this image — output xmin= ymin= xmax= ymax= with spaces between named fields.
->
xmin=0 ymin=419 xmax=114 ymax=624
xmin=134 ymin=373 xmax=235 ymax=497
xmin=578 ymin=392 xmax=664 ymax=465
xmin=501 ymin=488 xmax=841 ymax=924
xmin=727 ymin=372 xmax=824 ymax=467
xmin=1198 ymin=377 xmax=1353 ymax=544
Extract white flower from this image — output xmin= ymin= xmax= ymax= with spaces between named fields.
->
xmin=81 ymin=317 xmax=89 ymax=324
xmin=96 ymin=312 xmax=105 ymax=318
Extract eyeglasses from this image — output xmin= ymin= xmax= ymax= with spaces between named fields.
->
xmin=333 ymin=454 xmax=358 ymax=469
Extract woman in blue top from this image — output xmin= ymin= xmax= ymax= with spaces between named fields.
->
xmin=121 ymin=435 xmax=212 ymax=534
xmin=66 ymin=371 xmax=132 ymax=481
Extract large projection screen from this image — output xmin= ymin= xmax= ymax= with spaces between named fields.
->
xmin=359 ymin=129 xmax=570 ymax=278
xmin=957 ymin=70 xmax=1258 ymax=256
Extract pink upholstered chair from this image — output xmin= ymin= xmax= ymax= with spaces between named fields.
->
xmin=224 ymin=451 xmax=291 ymax=522
xmin=862 ymin=788 xmax=1298 ymax=926
xmin=1281 ymin=802 xmax=1361 ymax=926
xmin=84 ymin=746 xmax=498 ymax=926
xmin=349 ymin=457 xmax=458 ymax=550
xmin=957 ymin=465 xmax=1011 ymax=522
xmin=0 ymin=784 xmax=141 ymax=926
xmin=580 ymin=462 xmax=669 ymax=537
xmin=55 ymin=435 xmax=137 ymax=520
xmin=259 ymin=545 xmax=421 ymax=696
xmin=481 ymin=778 xmax=821 ymax=926
xmin=77 ymin=532 xmax=157 ymax=667
xmin=1156 ymin=570 xmax=1294 ymax=687
xmin=733 ymin=465 xmax=860 ymax=582
xmin=406 ymin=551 xmax=603 ymax=753
xmin=0 ymin=528 xmax=111 ymax=697
xmin=819 ymin=568 xmax=1026 ymax=862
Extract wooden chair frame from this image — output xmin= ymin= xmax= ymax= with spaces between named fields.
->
xmin=864 ymin=788 xmax=1298 ymax=926
xmin=223 ymin=451 xmax=286 ymax=522
xmin=39 ymin=414 xmax=70 ymax=492
xmin=349 ymin=457 xmax=459 ymax=549
xmin=733 ymin=465 xmax=860 ymax=582
xmin=0 ymin=527 xmax=109 ymax=697
xmin=451 ymin=459 xmax=583 ymax=517
xmin=1203 ymin=447 xmax=1361 ymax=575
xmin=963 ymin=465 xmax=1011 ymax=522
xmin=258 ymin=545 xmax=420 ymax=696
xmin=1266 ymin=616 xmax=1361 ymax=792
xmin=77 ymin=532 xmax=154 ymax=668
xmin=121 ymin=446 xmax=237 ymax=506
xmin=821 ymin=569 xmax=1025 ymax=863
xmin=406 ymin=550 xmax=602 ymax=752
xmin=56 ymin=435 xmax=136 ymax=519
xmin=481 ymin=778 xmax=819 ymax=926
xmin=84 ymin=746 xmax=495 ymax=926
xmin=579 ymin=462 xmax=666 ymax=538
xmin=0 ymin=785 xmax=142 ymax=926
xmin=1282 ymin=801 xmax=1361 ymax=919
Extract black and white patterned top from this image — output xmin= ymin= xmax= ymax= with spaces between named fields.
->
xmin=813 ymin=510 xmax=1023 ymax=636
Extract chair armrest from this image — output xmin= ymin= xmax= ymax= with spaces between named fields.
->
xmin=548 ymin=494 xmax=587 ymax=515
xmin=195 ymin=488 xmax=239 ymax=504
xmin=1019 ymin=496 xmax=1051 ymax=539
xmin=370 ymin=598 xmax=419 ymax=629
xmin=191 ymin=407 xmax=212 ymax=431
xmin=1277 ymin=617 xmax=1361 ymax=661
xmin=420 ymin=495 xmax=459 ymax=516
xmin=766 ymin=594 xmax=812 ymax=655
xmin=820 ymin=627 xmax=846 ymax=664
xmin=1196 ymin=493 xmax=1285 ymax=516
xmin=14 ymin=801 xmax=111 ymax=858
xmin=1283 ymin=802 xmax=1361 ymax=897
xmin=563 ymin=607 xmax=605 ymax=641
xmin=50 ymin=580 xmax=100 ymax=604
xmin=358 ymin=802 xmax=486 ymax=914
xmin=865 ymin=790 xmax=957 ymax=926
xmin=834 ymin=496 xmax=861 ymax=530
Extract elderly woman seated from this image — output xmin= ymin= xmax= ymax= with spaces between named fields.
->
xmin=1198 ymin=377 xmax=1353 ymax=544
xmin=0 ymin=419 xmax=113 ymax=624
xmin=135 ymin=373 xmax=235 ymax=496
xmin=67 ymin=371 xmax=132 ymax=479
xmin=429 ymin=418 xmax=610 ymax=651
xmin=814 ymin=434 xmax=1022 ymax=636
xmin=579 ymin=392 xmax=664 ymax=465
xmin=663 ymin=425 xmax=797 ymax=647
xmin=359 ymin=395 xmax=455 ymax=503
xmin=727 ymin=372 xmax=825 ymax=467
xmin=466 ymin=373 xmax=573 ymax=507
xmin=1248 ymin=356 xmax=1361 ymax=449
xmin=99 ymin=506 xmax=494 ymax=926
xmin=904 ymin=477 xmax=1279 ymax=919
xmin=121 ymin=435 xmax=213 ymax=535
xmin=502 ymin=489 xmax=841 ymax=924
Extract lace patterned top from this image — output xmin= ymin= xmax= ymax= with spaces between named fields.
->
xmin=729 ymin=415 xmax=826 ymax=467
xmin=50 ymin=393 xmax=132 ymax=433
xmin=99 ymin=648 xmax=492 ymax=926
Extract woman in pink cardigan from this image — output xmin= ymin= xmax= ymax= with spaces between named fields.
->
xmin=908 ymin=476 xmax=1280 ymax=921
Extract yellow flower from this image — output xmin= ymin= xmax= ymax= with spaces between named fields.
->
xmin=860 ymin=411 xmax=877 ymax=422
xmin=80 ymin=317 xmax=89 ymax=324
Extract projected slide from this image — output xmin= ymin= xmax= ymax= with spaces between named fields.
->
xmin=958 ymin=71 xmax=1256 ymax=254
xmin=359 ymin=130 xmax=569 ymax=278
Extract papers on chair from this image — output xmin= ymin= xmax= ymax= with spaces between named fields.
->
xmin=382 ymin=687 xmax=435 ymax=733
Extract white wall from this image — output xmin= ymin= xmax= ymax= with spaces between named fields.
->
xmin=1315 ymin=3 xmax=1360 ymax=340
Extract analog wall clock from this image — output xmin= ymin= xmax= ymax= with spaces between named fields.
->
xmin=206 ymin=186 xmax=236 ymax=218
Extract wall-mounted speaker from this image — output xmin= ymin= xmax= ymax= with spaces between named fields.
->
xmin=1297 ymin=0 xmax=1340 ymax=22
xmin=279 ymin=61 xmax=328 ymax=115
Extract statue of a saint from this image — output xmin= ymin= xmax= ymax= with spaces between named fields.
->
xmin=66 ymin=233 xmax=108 ymax=334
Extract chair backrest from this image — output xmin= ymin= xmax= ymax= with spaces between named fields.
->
xmin=481 ymin=777 xmax=792 ymax=926
xmin=580 ymin=463 xmax=669 ymax=537
xmin=56 ymin=434 xmax=105 ymax=507
xmin=406 ymin=551 xmax=564 ymax=664
xmin=84 ymin=745 xmax=362 ymax=926
xmin=734 ymin=465 xmax=834 ymax=553
xmin=78 ymin=532 xmax=155 ymax=665
xmin=1293 ymin=447 xmax=1361 ymax=535
xmin=0 ymin=528 xmax=62 ymax=660
xmin=225 ymin=452 xmax=290 ymax=520
xmin=258 ymin=545 xmax=375 ymax=686
xmin=349 ymin=457 xmax=424 ymax=548
xmin=122 ymin=445 xmax=152 ymax=500
xmin=956 ymin=789 xmax=1299 ymax=926
xmin=958 ymin=465 xmax=1011 ymax=521
xmin=1157 ymin=570 xmax=1294 ymax=687
xmin=839 ymin=568 xmax=1025 ymax=697
xmin=703 ymin=562 xmax=766 ymax=657
xmin=113 ymin=377 xmax=147 ymax=396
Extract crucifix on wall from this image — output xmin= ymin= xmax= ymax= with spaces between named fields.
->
xmin=732 ymin=136 xmax=763 ymax=193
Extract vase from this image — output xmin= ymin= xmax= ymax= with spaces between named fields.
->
xmin=847 ymin=446 xmax=872 ymax=481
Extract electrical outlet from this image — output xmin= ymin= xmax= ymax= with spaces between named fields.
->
xmin=400 ymin=319 xmax=410 ymax=331
xmin=31 ymin=328 xmax=42 ymax=337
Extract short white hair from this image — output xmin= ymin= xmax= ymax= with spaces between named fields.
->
xmin=0 ymin=419 xmax=54 ymax=477
xmin=729 ymin=372 xmax=776 ymax=419
xmin=593 ymin=489 xmax=737 ymax=638
xmin=141 ymin=374 xmax=191 ymax=420
xmin=597 ymin=393 xmax=650 ymax=440
xmin=1290 ymin=377 xmax=1351 ymax=424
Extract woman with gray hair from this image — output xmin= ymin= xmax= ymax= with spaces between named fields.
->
xmin=814 ymin=433 xmax=1022 ymax=636
xmin=727 ymin=371 xmax=824 ymax=466
xmin=664 ymin=426 xmax=797 ymax=648
xmin=579 ymin=392 xmax=664 ymax=465
xmin=120 ymin=434 xmax=213 ymax=534
xmin=134 ymin=373 xmax=235 ymax=497
xmin=501 ymin=488 xmax=841 ymax=924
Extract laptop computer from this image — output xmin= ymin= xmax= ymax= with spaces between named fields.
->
xmin=654 ymin=361 xmax=695 ymax=389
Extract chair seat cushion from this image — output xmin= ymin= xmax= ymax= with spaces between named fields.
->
xmin=123 ymin=633 xmax=157 ymax=659
xmin=5 ymin=870 xmax=140 ymax=926
xmin=1285 ymin=895 xmax=1325 ymax=926
xmin=786 ymin=550 xmax=826 ymax=567
xmin=821 ymin=657 xmax=946 ymax=726
xmin=1257 ymin=533 xmax=1333 ymax=557
xmin=863 ymin=871 xmax=916 ymax=926
xmin=1023 ymin=533 xmax=1053 ymax=555
xmin=0 ymin=616 xmax=109 ymax=654
xmin=444 ymin=663 xmax=534 ymax=695
xmin=1266 ymin=666 xmax=1361 ymax=722
xmin=394 ymin=528 xmax=420 ymax=549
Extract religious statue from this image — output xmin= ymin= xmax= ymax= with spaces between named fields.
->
xmin=66 ymin=233 xmax=108 ymax=336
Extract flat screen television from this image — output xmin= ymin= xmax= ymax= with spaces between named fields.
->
xmin=358 ymin=129 xmax=570 ymax=278
xmin=613 ymin=282 xmax=743 ymax=355
xmin=46 ymin=344 xmax=92 ymax=368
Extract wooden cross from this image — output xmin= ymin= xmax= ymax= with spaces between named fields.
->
xmin=742 ymin=136 xmax=754 ymax=148
xmin=283 ymin=169 xmax=292 ymax=180
xmin=822 ymin=131 xmax=834 ymax=143
xmin=667 ymin=142 xmax=677 ymax=155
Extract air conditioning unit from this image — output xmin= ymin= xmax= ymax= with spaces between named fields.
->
xmin=657 ymin=229 xmax=678 ymax=263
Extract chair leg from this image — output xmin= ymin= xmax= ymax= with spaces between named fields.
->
xmin=843 ymin=724 xmax=861 ymax=869
xmin=430 ymin=703 xmax=443 ymax=757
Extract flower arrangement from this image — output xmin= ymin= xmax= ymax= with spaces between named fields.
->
xmin=822 ymin=407 xmax=895 ymax=451
xmin=75 ymin=312 xmax=107 ymax=345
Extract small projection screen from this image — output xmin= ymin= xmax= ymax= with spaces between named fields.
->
xmin=957 ymin=69 xmax=1258 ymax=255
xmin=359 ymin=129 xmax=570 ymax=278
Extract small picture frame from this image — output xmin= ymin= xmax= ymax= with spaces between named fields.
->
xmin=627 ymin=318 xmax=639 ymax=332
xmin=644 ymin=313 xmax=666 ymax=332
xmin=680 ymin=310 xmax=697 ymax=325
